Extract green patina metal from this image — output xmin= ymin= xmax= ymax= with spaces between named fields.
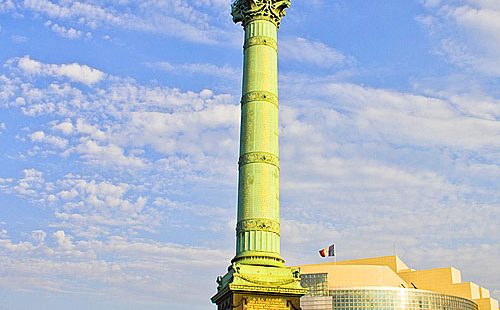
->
xmin=212 ymin=1 xmax=307 ymax=308
xmin=241 ymin=91 xmax=279 ymax=108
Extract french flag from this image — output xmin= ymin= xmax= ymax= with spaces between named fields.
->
xmin=319 ymin=244 xmax=335 ymax=257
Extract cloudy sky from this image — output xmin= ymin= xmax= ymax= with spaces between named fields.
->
xmin=0 ymin=0 xmax=499 ymax=309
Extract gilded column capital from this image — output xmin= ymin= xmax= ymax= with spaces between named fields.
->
xmin=231 ymin=0 xmax=291 ymax=28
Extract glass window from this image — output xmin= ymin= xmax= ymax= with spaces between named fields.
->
xmin=301 ymin=287 xmax=478 ymax=310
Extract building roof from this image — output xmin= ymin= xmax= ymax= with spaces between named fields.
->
xmin=297 ymin=255 xmax=499 ymax=310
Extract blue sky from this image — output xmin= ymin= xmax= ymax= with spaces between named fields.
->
xmin=0 ymin=0 xmax=499 ymax=309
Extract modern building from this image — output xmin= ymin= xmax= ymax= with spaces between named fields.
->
xmin=298 ymin=255 xmax=499 ymax=310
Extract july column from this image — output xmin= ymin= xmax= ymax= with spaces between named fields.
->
xmin=232 ymin=1 xmax=287 ymax=268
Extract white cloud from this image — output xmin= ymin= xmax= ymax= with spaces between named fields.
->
xmin=452 ymin=5 xmax=500 ymax=38
xmin=148 ymin=61 xmax=239 ymax=79
xmin=44 ymin=20 xmax=91 ymax=39
xmin=52 ymin=176 xmax=162 ymax=236
xmin=30 ymin=130 xmax=68 ymax=148
xmin=17 ymin=0 xmax=236 ymax=45
xmin=281 ymin=79 xmax=500 ymax=150
xmin=153 ymin=197 xmax=231 ymax=219
xmin=17 ymin=56 xmax=105 ymax=85
xmin=1 ymin=59 xmax=240 ymax=176
xmin=114 ymin=105 xmax=239 ymax=156
xmin=22 ymin=0 xmax=122 ymax=25
xmin=0 ymin=239 xmax=36 ymax=252
xmin=0 ymin=122 xmax=5 ymax=134
xmin=0 ymin=0 xmax=15 ymax=12
xmin=193 ymin=0 xmax=231 ymax=9
xmin=0 ymin=177 xmax=14 ymax=191
xmin=0 ymin=236 xmax=230 ymax=305
xmin=52 ymin=121 xmax=73 ymax=135
xmin=421 ymin=0 xmax=442 ymax=9
xmin=74 ymin=119 xmax=106 ymax=141
xmin=419 ymin=1 xmax=500 ymax=76
xmin=11 ymin=168 xmax=47 ymax=198
xmin=71 ymin=139 xmax=146 ymax=168
xmin=0 ymin=169 xmax=164 ymax=238
xmin=281 ymin=37 xmax=350 ymax=67
xmin=31 ymin=230 xmax=47 ymax=244
xmin=53 ymin=230 xmax=74 ymax=251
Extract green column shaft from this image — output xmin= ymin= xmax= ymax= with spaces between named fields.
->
xmin=233 ymin=19 xmax=284 ymax=267
xmin=211 ymin=3 xmax=308 ymax=305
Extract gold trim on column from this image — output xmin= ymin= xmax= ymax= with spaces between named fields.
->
xmin=239 ymin=151 xmax=279 ymax=169
xmin=244 ymin=36 xmax=278 ymax=52
xmin=237 ymin=218 xmax=281 ymax=235
xmin=241 ymin=91 xmax=279 ymax=108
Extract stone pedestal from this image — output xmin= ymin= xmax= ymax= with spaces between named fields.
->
xmin=212 ymin=264 xmax=305 ymax=310
xmin=215 ymin=291 xmax=301 ymax=310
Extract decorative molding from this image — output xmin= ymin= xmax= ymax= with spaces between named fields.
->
xmin=229 ymin=284 xmax=305 ymax=295
xmin=241 ymin=91 xmax=278 ymax=108
xmin=237 ymin=218 xmax=280 ymax=235
xmin=232 ymin=253 xmax=285 ymax=266
xmin=237 ymin=274 xmax=297 ymax=286
xmin=232 ymin=0 xmax=291 ymax=28
xmin=239 ymin=152 xmax=279 ymax=169
xmin=244 ymin=36 xmax=278 ymax=51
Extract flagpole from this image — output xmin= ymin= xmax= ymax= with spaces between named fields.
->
xmin=334 ymin=244 xmax=337 ymax=266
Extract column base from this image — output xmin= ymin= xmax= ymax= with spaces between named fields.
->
xmin=232 ymin=251 xmax=285 ymax=267
xmin=212 ymin=263 xmax=308 ymax=310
